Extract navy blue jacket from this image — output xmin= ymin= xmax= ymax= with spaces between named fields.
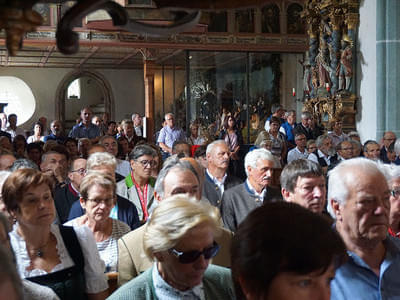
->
xmin=67 ymin=195 xmax=140 ymax=230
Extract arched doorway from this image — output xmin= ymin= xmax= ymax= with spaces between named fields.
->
xmin=55 ymin=70 xmax=114 ymax=130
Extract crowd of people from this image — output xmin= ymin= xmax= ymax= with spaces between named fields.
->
xmin=0 ymin=105 xmax=399 ymax=300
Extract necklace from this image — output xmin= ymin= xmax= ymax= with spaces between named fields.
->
xmin=26 ymin=237 xmax=52 ymax=258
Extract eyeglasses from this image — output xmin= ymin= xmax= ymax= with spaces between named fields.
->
xmin=136 ymin=159 xmax=156 ymax=167
xmin=70 ymin=168 xmax=86 ymax=175
xmin=391 ymin=189 xmax=400 ymax=198
xmin=169 ymin=241 xmax=220 ymax=264
xmin=87 ymin=197 xmax=114 ymax=206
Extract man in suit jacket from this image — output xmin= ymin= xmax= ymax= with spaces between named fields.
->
xmin=293 ymin=111 xmax=314 ymax=140
xmin=118 ymin=156 xmax=233 ymax=286
xmin=221 ymin=149 xmax=282 ymax=232
xmin=203 ymin=140 xmax=242 ymax=208
xmin=54 ymin=157 xmax=86 ymax=224
xmin=116 ymin=144 xmax=157 ymax=223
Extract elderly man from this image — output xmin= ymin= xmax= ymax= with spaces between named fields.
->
xmin=54 ymin=158 xmax=86 ymax=224
xmin=363 ymin=140 xmax=381 ymax=161
xmin=131 ymin=113 xmax=143 ymax=137
xmin=328 ymin=118 xmax=349 ymax=148
xmin=221 ymin=149 xmax=281 ymax=232
xmin=287 ymin=133 xmax=308 ymax=163
xmin=328 ymin=158 xmax=400 ymax=299
xmin=379 ymin=165 xmax=400 ymax=238
xmin=280 ymin=159 xmax=326 ymax=214
xmin=68 ymin=107 xmax=101 ymax=141
xmin=328 ymin=140 xmax=354 ymax=170
xmin=380 ymin=131 xmax=397 ymax=163
xmin=68 ymin=151 xmax=140 ymax=230
xmin=116 ymin=144 xmax=157 ymax=223
xmin=40 ymin=148 xmax=69 ymax=185
xmin=117 ymin=156 xmax=233 ymax=286
xmin=119 ymin=119 xmax=138 ymax=152
xmin=203 ymin=140 xmax=241 ymax=207
xmin=293 ymin=111 xmax=314 ymax=140
xmin=157 ymin=113 xmax=186 ymax=159
xmin=99 ymin=135 xmax=130 ymax=177
xmin=308 ymin=134 xmax=337 ymax=171
xmin=43 ymin=120 xmax=66 ymax=144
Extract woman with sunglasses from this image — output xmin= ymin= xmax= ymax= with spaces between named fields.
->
xmin=65 ymin=172 xmax=130 ymax=273
xmin=109 ymin=194 xmax=235 ymax=299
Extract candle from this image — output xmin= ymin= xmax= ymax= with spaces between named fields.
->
xmin=326 ymin=83 xmax=330 ymax=92
xmin=292 ymin=88 xmax=296 ymax=97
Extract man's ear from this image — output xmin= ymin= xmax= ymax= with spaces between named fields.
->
xmin=281 ymin=188 xmax=291 ymax=202
xmin=79 ymin=197 xmax=86 ymax=209
xmin=330 ymin=198 xmax=342 ymax=221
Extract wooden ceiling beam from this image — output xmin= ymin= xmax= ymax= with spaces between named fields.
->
xmin=39 ymin=45 xmax=56 ymax=67
xmin=77 ymin=46 xmax=100 ymax=67
xmin=116 ymin=49 xmax=140 ymax=65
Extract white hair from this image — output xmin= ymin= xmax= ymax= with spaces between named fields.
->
xmin=206 ymin=140 xmax=228 ymax=156
xmin=378 ymin=163 xmax=400 ymax=185
xmin=87 ymin=151 xmax=117 ymax=170
xmin=327 ymin=157 xmax=384 ymax=218
xmin=394 ymin=139 xmax=400 ymax=156
xmin=244 ymin=148 xmax=277 ymax=177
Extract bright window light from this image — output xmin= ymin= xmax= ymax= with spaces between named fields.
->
xmin=68 ymin=78 xmax=81 ymax=99
xmin=0 ymin=76 xmax=36 ymax=126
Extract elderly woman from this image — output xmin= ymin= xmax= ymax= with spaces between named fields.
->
xmin=66 ymin=172 xmax=130 ymax=273
xmin=109 ymin=195 xmax=235 ymax=299
xmin=380 ymin=164 xmax=400 ymax=237
xmin=232 ymin=202 xmax=347 ymax=300
xmin=3 ymin=168 xmax=108 ymax=300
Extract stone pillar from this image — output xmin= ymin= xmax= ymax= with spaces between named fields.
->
xmin=144 ymin=60 xmax=156 ymax=142
xmin=376 ymin=0 xmax=400 ymax=138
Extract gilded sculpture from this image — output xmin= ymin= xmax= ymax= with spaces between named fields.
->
xmin=301 ymin=0 xmax=359 ymax=131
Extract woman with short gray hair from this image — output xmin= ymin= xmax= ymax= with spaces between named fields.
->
xmin=108 ymin=195 xmax=235 ymax=299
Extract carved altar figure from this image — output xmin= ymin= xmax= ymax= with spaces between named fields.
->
xmin=315 ymin=42 xmax=331 ymax=88
xmin=336 ymin=35 xmax=353 ymax=91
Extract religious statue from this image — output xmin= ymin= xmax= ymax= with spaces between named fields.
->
xmin=336 ymin=34 xmax=353 ymax=91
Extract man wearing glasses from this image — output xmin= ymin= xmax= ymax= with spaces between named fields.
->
xmin=380 ymin=131 xmax=397 ymax=163
xmin=116 ymin=144 xmax=157 ymax=223
xmin=53 ymin=157 xmax=86 ymax=224
xmin=117 ymin=156 xmax=232 ymax=286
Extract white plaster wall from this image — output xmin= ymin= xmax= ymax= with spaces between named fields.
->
xmin=281 ymin=53 xmax=304 ymax=122
xmin=357 ymin=0 xmax=377 ymax=142
xmin=0 ymin=67 xmax=144 ymax=129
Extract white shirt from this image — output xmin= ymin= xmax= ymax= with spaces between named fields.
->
xmin=10 ymin=224 xmax=108 ymax=294
xmin=206 ymin=169 xmax=227 ymax=197
xmin=308 ymin=149 xmax=331 ymax=166
xmin=287 ymin=147 xmax=309 ymax=163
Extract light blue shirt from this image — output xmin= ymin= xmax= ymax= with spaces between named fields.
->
xmin=331 ymin=236 xmax=400 ymax=300
xmin=157 ymin=126 xmax=185 ymax=148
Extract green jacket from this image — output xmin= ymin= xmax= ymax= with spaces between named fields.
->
xmin=108 ymin=264 xmax=235 ymax=300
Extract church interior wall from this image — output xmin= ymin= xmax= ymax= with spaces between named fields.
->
xmin=357 ymin=0 xmax=377 ymax=141
xmin=0 ymin=67 xmax=145 ymax=129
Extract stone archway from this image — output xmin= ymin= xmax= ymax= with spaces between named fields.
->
xmin=55 ymin=69 xmax=114 ymax=123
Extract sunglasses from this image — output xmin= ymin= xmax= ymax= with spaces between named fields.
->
xmin=168 ymin=241 xmax=220 ymax=264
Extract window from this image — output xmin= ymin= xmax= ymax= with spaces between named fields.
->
xmin=68 ymin=78 xmax=81 ymax=99
xmin=0 ymin=76 xmax=35 ymax=125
